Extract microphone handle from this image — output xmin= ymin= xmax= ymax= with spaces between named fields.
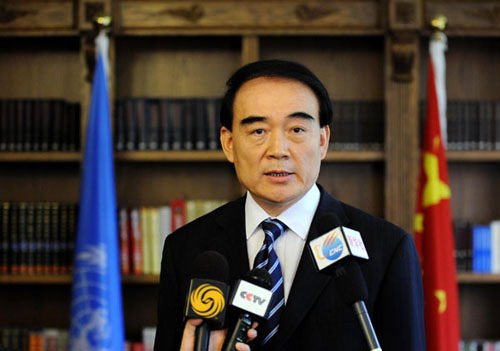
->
xmin=224 ymin=312 xmax=253 ymax=351
xmin=195 ymin=321 xmax=209 ymax=351
xmin=353 ymin=301 xmax=382 ymax=351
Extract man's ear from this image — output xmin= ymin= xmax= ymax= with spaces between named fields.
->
xmin=320 ymin=125 xmax=330 ymax=160
xmin=220 ymin=126 xmax=234 ymax=163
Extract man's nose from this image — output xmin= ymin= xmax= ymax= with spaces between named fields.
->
xmin=267 ymin=131 xmax=290 ymax=159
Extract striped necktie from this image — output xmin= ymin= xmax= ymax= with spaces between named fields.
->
xmin=253 ymin=218 xmax=286 ymax=345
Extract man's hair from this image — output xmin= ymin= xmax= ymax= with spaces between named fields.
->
xmin=220 ymin=59 xmax=333 ymax=130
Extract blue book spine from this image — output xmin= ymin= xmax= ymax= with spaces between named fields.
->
xmin=472 ymin=225 xmax=491 ymax=273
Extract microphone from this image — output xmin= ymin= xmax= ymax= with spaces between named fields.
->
xmin=309 ymin=215 xmax=382 ymax=351
xmin=185 ymin=251 xmax=230 ymax=351
xmin=223 ymin=268 xmax=273 ymax=351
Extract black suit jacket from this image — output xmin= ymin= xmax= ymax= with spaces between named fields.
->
xmin=154 ymin=185 xmax=426 ymax=351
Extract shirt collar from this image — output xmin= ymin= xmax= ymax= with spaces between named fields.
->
xmin=245 ymin=184 xmax=321 ymax=240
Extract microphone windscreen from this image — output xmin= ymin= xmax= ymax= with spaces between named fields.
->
xmin=190 ymin=251 xmax=230 ymax=283
xmin=332 ymin=259 xmax=368 ymax=304
xmin=246 ymin=268 xmax=272 ymax=289
xmin=317 ymin=213 xmax=341 ymax=233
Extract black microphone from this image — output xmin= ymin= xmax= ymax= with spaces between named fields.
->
xmin=309 ymin=215 xmax=382 ymax=351
xmin=185 ymin=251 xmax=230 ymax=351
xmin=223 ymin=268 xmax=273 ymax=351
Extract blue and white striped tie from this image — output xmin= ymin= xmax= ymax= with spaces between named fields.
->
xmin=253 ymin=218 xmax=286 ymax=345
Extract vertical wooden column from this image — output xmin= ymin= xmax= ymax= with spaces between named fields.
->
xmin=241 ymin=35 xmax=260 ymax=66
xmin=384 ymin=0 xmax=421 ymax=233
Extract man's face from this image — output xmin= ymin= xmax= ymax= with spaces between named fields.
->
xmin=220 ymin=76 xmax=330 ymax=216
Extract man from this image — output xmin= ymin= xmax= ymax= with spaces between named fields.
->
xmin=154 ymin=60 xmax=425 ymax=350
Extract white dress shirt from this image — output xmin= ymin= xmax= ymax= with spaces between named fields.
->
xmin=245 ymin=184 xmax=321 ymax=303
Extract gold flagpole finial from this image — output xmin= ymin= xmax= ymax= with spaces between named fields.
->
xmin=93 ymin=16 xmax=112 ymax=31
xmin=430 ymin=15 xmax=447 ymax=31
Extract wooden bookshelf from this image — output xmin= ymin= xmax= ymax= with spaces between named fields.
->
xmin=0 ymin=152 xmax=82 ymax=163
xmin=0 ymin=0 xmax=499 ymax=343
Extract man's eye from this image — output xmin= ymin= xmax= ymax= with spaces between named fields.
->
xmin=252 ymin=129 xmax=265 ymax=135
xmin=292 ymin=127 xmax=305 ymax=133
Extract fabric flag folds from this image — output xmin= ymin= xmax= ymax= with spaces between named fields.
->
xmin=414 ymin=31 xmax=461 ymax=351
xmin=70 ymin=31 xmax=125 ymax=351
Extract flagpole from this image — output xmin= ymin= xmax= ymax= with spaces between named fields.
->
xmin=70 ymin=16 xmax=125 ymax=351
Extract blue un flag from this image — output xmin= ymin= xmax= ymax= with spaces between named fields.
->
xmin=70 ymin=33 xmax=124 ymax=351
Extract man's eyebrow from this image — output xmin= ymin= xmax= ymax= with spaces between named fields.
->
xmin=289 ymin=112 xmax=315 ymax=120
xmin=240 ymin=116 xmax=267 ymax=125
xmin=239 ymin=112 xmax=315 ymax=126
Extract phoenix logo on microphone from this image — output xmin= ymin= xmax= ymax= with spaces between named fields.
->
xmin=313 ymin=229 xmax=344 ymax=261
xmin=190 ymin=283 xmax=226 ymax=318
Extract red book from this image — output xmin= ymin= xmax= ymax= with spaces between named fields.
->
xmin=170 ymin=199 xmax=186 ymax=231
xmin=119 ymin=208 xmax=131 ymax=275
xmin=130 ymin=208 xmax=143 ymax=275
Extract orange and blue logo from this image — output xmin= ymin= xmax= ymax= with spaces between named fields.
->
xmin=314 ymin=231 xmax=344 ymax=261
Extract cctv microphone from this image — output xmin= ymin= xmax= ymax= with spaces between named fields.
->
xmin=309 ymin=215 xmax=382 ymax=351
xmin=185 ymin=251 xmax=230 ymax=351
xmin=223 ymin=268 xmax=273 ymax=351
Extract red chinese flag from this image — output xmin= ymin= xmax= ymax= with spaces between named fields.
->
xmin=414 ymin=32 xmax=461 ymax=351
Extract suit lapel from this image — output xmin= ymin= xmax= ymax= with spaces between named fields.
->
xmin=213 ymin=196 xmax=250 ymax=283
xmin=273 ymin=186 xmax=350 ymax=349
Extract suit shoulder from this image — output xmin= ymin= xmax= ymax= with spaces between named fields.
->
xmin=166 ymin=197 xmax=244 ymax=243
xmin=339 ymin=201 xmax=410 ymax=242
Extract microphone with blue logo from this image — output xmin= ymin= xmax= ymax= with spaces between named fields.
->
xmin=308 ymin=214 xmax=382 ymax=351
xmin=185 ymin=251 xmax=230 ymax=351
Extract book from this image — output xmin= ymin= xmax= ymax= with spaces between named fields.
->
xmin=158 ymin=206 xmax=172 ymax=258
xmin=0 ymin=100 xmax=7 ymax=151
xmin=170 ymin=199 xmax=186 ymax=231
xmin=115 ymin=100 xmax=125 ymax=151
xmin=159 ymin=99 xmax=171 ymax=150
xmin=170 ymin=100 xmax=183 ymax=150
xmin=147 ymin=99 xmax=160 ymax=150
xmin=472 ymin=225 xmax=491 ymax=273
xmin=125 ymin=98 xmax=138 ymax=151
xmin=1 ymin=202 xmax=10 ymax=274
xmin=26 ymin=202 xmax=36 ymax=274
xmin=119 ymin=208 xmax=131 ymax=275
xmin=10 ymin=202 xmax=19 ymax=274
xmin=130 ymin=208 xmax=143 ymax=275
xmin=50 ymin=202 xmax=60 ymax=273
xmin=490 ymin=219 xmax=500 ymax=274
xmin=18 ymin=202 xmax=28 ymax=274
xmin=149 ymin=207 xmax=160 ymax=275
xmin=136 ymin=98 xmax=148 ymax=151
xmin=206 ymin=98 xmax=220 ymax=150
xmin=140 ymin=207 xmax=151 ymax=274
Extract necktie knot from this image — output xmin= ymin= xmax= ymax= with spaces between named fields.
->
xmin=261 ymin=218 xmax=287 ymax=243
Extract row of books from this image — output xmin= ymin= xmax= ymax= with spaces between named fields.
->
xmin=0 ymin=327 xmax=156 ymax=351
xmin=119 ymin=199 xmax=227 ymax=275
xmin=0 ymin=99 xmax=81 ymax=152
xmin=329 ymin=100 xmax=384 ymax=151
xmin=461 ymin=339 xmax=500 ymax=351
xmin=114 ymin=98 xmax=386 ymax=152
xmin=454 ymin=219 xmax=500 ymax=273
xmin=114 ymin=98 xmax=222 ymax=152
xmin=419 ymin=100 xmax=500 ymax=151
xmin=0 ymin=202 xmax=78 ymax=275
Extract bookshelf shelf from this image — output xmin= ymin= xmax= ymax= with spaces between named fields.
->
xmin=458 ymin=273 xmax=500 ymax=284
xmin=114 ymin=151 xmax=227 ymax=162
xmin=0 ymin=274 xmax=160 ymax=285
xmin=113 ymin=150 xmax=385 ymax=163
xmin=0 ymin=275 xmax=71 ymax=284
xmin=0 ymin=152 xmax=82 ymax=163
xmin=447 ymin=151 xmax=500 ymax=162
xmin=324 ymin=150 xmax=384 ymax=162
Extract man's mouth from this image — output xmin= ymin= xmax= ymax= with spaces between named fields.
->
xmin=265 ymin=172 xmax=292 ymax=177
